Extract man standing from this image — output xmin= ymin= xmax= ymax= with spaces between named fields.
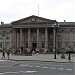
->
xmin=67 ymin=46 xmax=72 ymax=62
xmin=7 ymin=50 xmax=10 ymax=59
xmin=2 ymin=50 xmax=5 ymax=59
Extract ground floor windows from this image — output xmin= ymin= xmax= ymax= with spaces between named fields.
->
xmin=41 ymin=43 xmax=45 ymax=48
xmin=0 ymin=43 xmax=2 ymax=48
xmin=26 ymin=43 xmax=28 ymax=48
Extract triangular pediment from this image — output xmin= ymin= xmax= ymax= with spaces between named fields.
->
xmin=11 ymin=15 xmax=56 ymax=25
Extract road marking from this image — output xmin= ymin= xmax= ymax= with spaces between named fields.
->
xmin=26 ymin=71 xmax=37 ymax=73
xmin=0 ymin=73 xmax=5 ymax=74
xmin=0 ymin=60 xmax=7 ymax=62
xmin=53 ymin=65 xmax=63 ymax=66
xmin=19 ymin=64 xmax=28 ymax=66
xmin=58 ymin=68 xmax=64 ymax=70
xmin=35 ymin=66 xmax=41 ymax=67
xmin=50 ymin=67 xmax=56 ymax=69
xmin=0 ymin=71 xmax=38 ymax=74
xmin=66 ymin=69 xmax=73 ymax=71
xmin=42 ymin=66 xmax=48 ymax=68
xmin=5 ymin=72 xmax=18 ymax=74
xmin=60 ymin=65 xmax=63 ymax=66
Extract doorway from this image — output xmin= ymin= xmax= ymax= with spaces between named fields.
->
xmin=32 ymin=43 xmax=37 ymax=51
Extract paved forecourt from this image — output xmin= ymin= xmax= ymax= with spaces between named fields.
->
xmin=0 ymin=53 xmax=74 ymax=62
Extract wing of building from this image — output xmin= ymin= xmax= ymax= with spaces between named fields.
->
xmin=0 ymin=15 xmax=75 ymax=54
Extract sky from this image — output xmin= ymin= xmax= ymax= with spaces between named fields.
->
xmin=0 ymin=0 xmax=75 ymax=23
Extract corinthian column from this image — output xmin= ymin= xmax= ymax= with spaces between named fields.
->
xmin=17 ymin=32 xmax=19 ymax=48
xmin=53 ymin=28 xmax=55 ymax=52
xmin=28 ymin=28 xmax=31 ymax=48
xmin=37 ymin=28 xmax=39 ymax=48
xmin=20 ymin=28 xmax=22 ymax=47
xmin=12 ymin=30 xmax=15 ymax=48
xmin=45 ymin=28 xmax=48 ymax=48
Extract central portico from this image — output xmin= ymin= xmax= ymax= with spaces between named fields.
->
xmin=11 ymin=15 xmax=57 ymax=53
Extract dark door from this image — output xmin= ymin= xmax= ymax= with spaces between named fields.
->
xmin=32 ymin=43 xmax=37 ymax=51
xmin=32 ymin=43 xmax=37 ymax=48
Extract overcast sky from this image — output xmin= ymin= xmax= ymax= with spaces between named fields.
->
xmin=0 ymin=0 xmax=75 ymax=23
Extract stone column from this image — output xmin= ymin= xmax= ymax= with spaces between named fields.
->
xmin=37 ymin=28 xmax=39 ymax=50
xmin=14 ymin=30 xmax=17 ymax=49
xmin=20 ymin=28 xmax=22 ymax=47
xmin=10 ymin=31 xmax=12 ymax=49
xmin=12 ymin=29 xmax=15 ymax=48
xmin=45 ymin=28 xmax=48 ymax=48
xmin=53 ymin=28 xmax=55 ymax=52
xmin=3 ymin=33 xmax=6 ymax=50
xmin=28 ymin=28 xmax=31 ymax=48
xmin=12 ymin=30 xmax=14 ymax=53
xmin=17 ymin=32 xmax=19 ymax=48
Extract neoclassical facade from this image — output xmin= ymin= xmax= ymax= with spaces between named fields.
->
xmin=0 ymin=15 xmax=75 ymax=53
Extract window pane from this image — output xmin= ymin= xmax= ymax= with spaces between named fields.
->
xmin=26 ymin=43 xmax=28 ymax=48
xmin=42 ymin=43 xmax=44 ymax=48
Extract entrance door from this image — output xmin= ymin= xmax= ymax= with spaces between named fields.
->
xmin=32 ymin=43 xmax=37 ymax=51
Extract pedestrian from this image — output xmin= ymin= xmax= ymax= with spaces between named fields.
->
xmin=67 ymin=46 xmax=72 ymax=62
xmin=2 ymin=50 xmax=5 ymax=59
xmin=32 ymin=50 xmax=35 ymax=56
xmin=7 ymin=50 xmax=10 ymax=59
xmin=36 ymin=51 xmax=39 ymax=56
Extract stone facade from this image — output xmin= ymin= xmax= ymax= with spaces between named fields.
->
xmin=0 ymin=15 xmax=75 ymax=53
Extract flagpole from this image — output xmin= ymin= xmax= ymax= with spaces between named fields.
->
xmin=38 ymin=4 xmax=39 ymax=16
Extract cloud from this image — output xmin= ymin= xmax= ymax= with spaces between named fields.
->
xmin=0 ymin=0 xmax=74 ymax=23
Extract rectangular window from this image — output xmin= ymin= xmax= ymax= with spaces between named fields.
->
xmin=73 ymin=43 xmax=75 ymax=47
xmin=6 ymin=36 xmax=9 ymax=40
xmin=0 ymin=33 xmax=2 ymax=39
xmin=32 ymin=32 xmax=36 ymax=41
xmin=0 ymin=43 xmax=2 ymax=48
xmin=5 ymin=42 xmax=10 ymax=49
xmin=26 ymin=43 xmax=28 ymax=48
xmin=6 ymin=33 xmax=10 ymax=40
xmin=41 ymin=33 xmax=45 ymax=39
xmin=42 ymin=43 xmax=44 ymax=48
xmin=25 ymin=33 xmax=28 ymax=39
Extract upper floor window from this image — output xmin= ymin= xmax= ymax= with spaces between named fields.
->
xmin=0 ymin=43 xmax=2 ymax=48
xmin=41 ymin=33 xmax=45 ymax=39
xmin=6 ymin=32 xmax=10 ymax=40
xmin=25 ymin=33 xmax=28 ymax=39
xmin=0 ymin=33 xmax=2 ymax=39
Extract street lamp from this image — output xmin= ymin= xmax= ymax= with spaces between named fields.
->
xmin=57 ymin=33 xmax=60 ymax=55
xmin=53 ymin=22 xmax=59 ymax=59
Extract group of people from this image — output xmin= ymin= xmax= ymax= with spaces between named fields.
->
xmin=2 ymin=50 xmax=10 ymax=59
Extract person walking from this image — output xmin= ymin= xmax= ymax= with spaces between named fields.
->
xmin=36 ymin=51 xmax=39 ymax=56
xmin=32 ymin=50 xmax=35 ymax=56
xmin=7 ymin=50 xmax=10 ymax=59
xmin=2 ymin=50 xmax=5 ymax=59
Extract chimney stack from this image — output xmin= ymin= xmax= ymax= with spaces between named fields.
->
xmin=64 ymin=20 xmax=66 ymax=22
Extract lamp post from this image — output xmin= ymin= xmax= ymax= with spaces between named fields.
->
xmin=57 ymin=33 xmax=59 ymax=55
xmin=53 ymin=22 xmax=59 ymax=59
